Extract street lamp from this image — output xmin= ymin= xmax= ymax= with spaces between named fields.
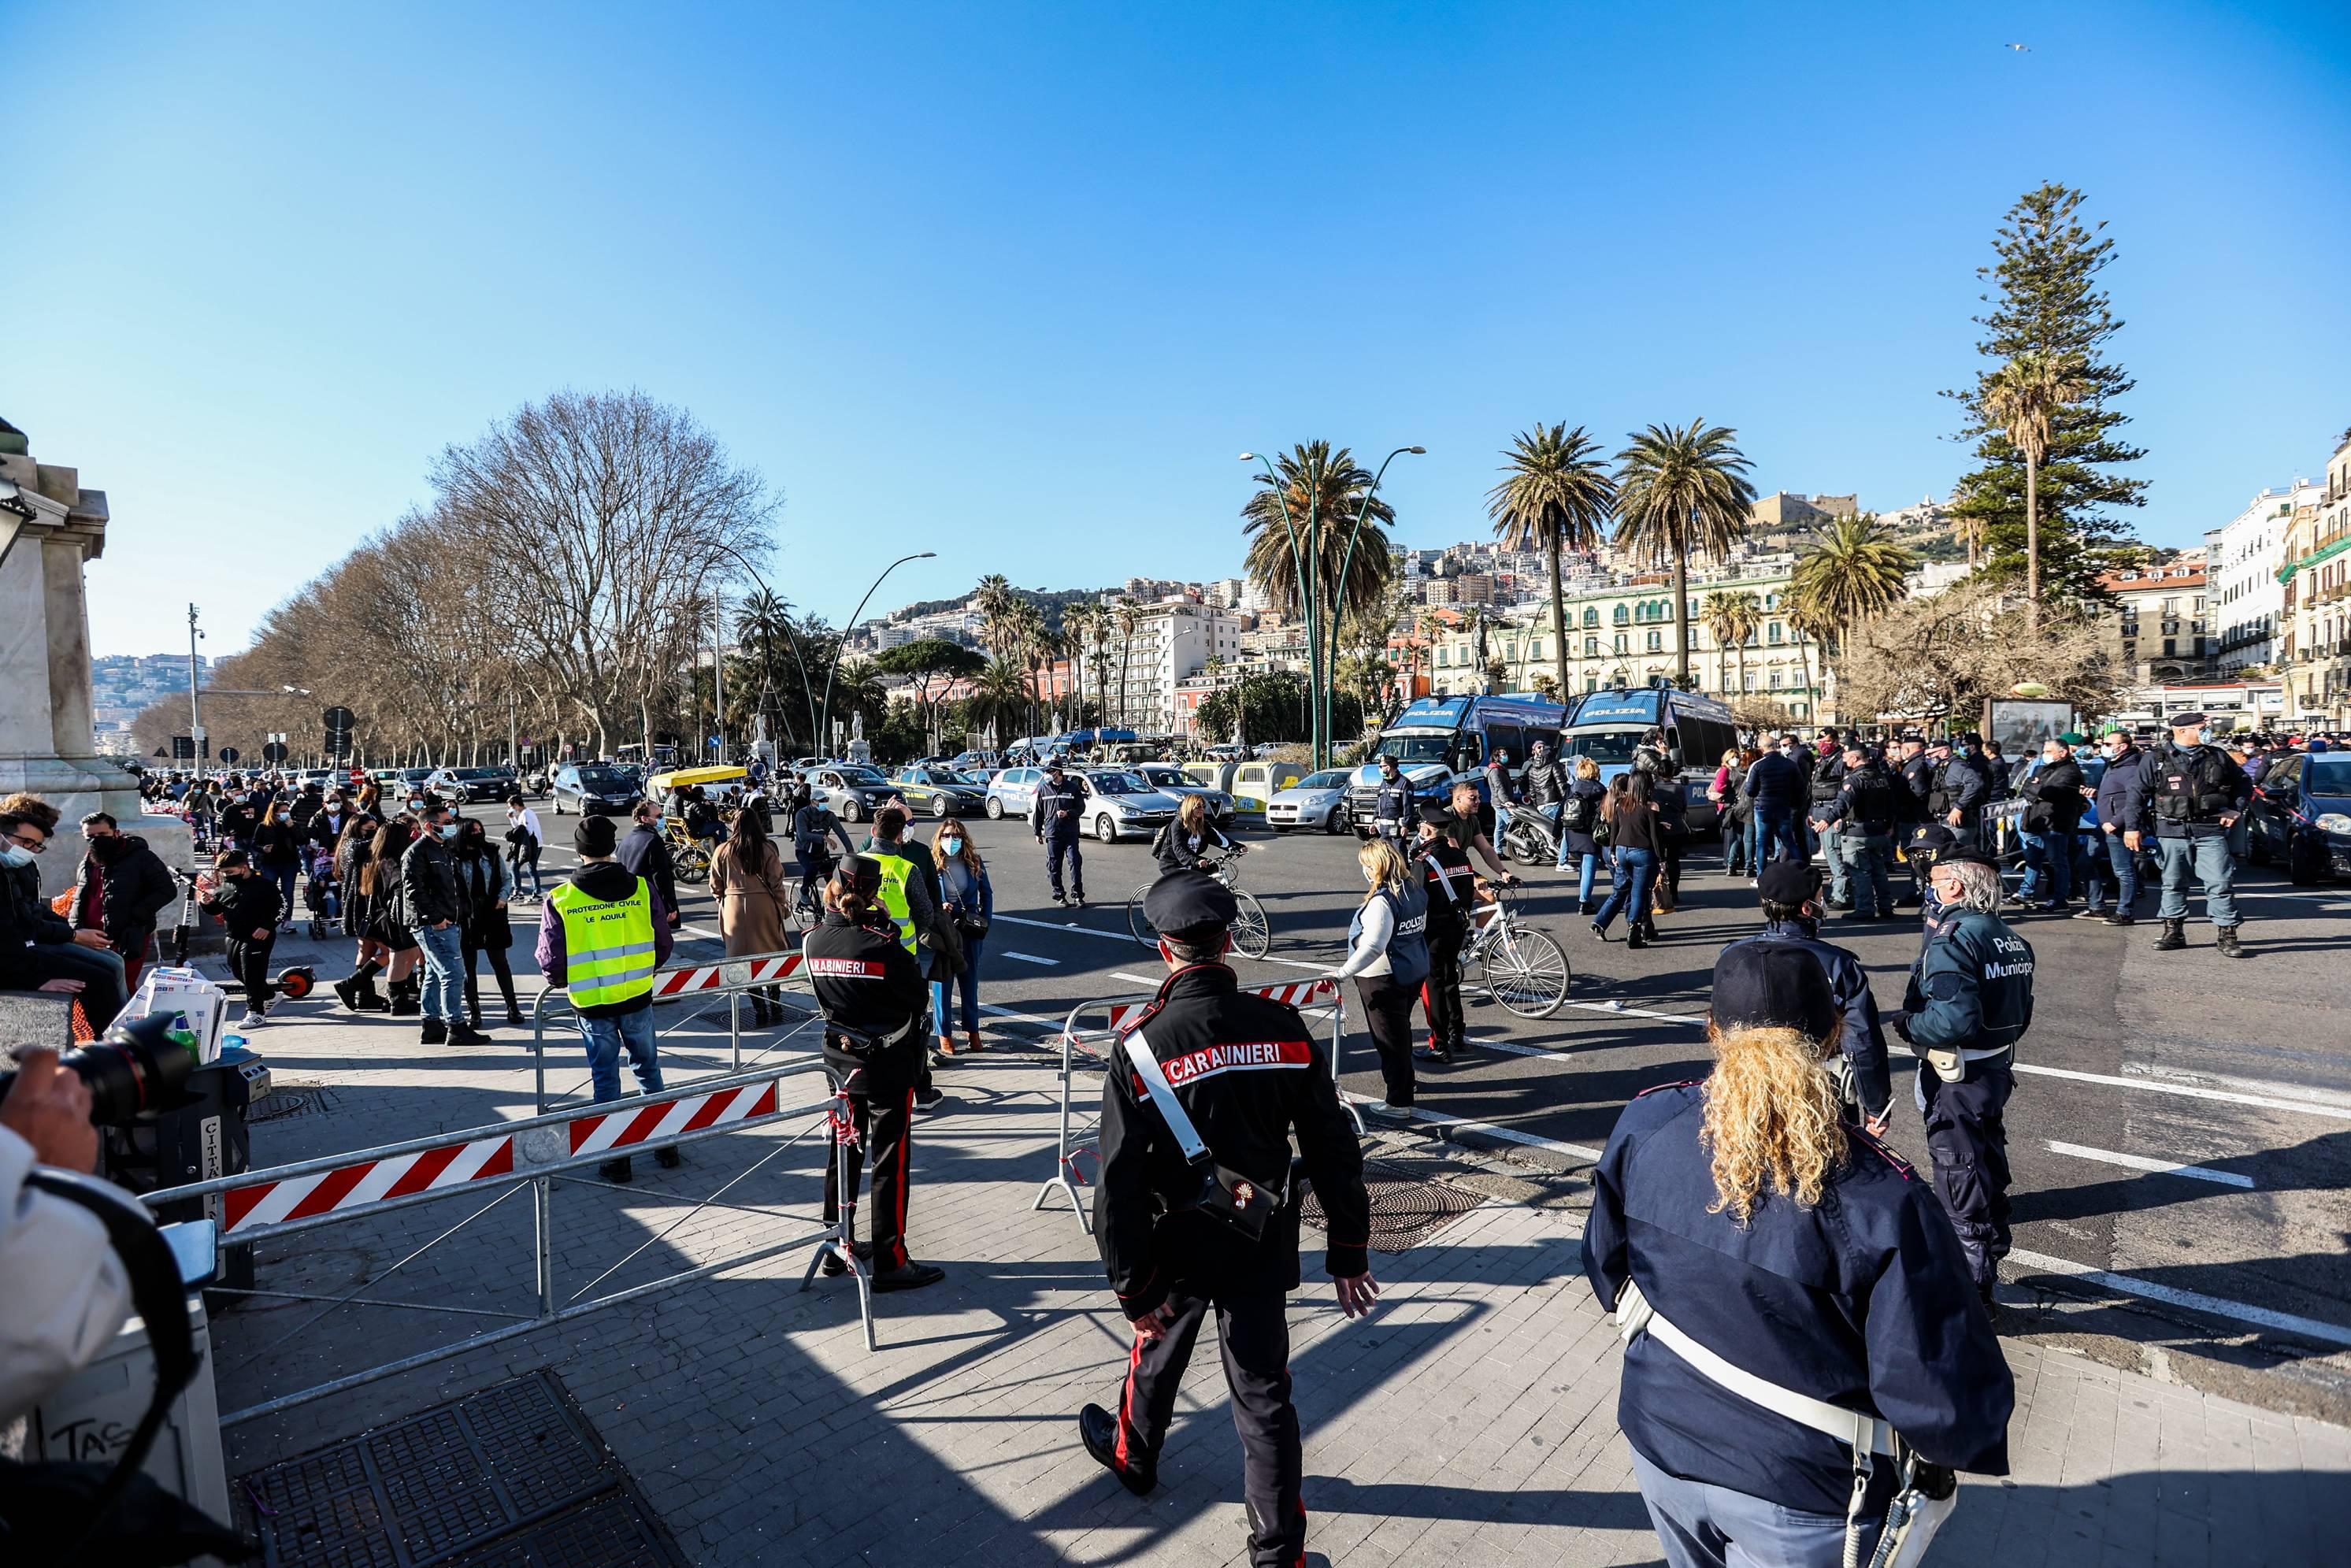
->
xmin=1239 ymin=447 xmax=1422 ymax=769
xmin=699 ymin=541 xmax=824 ymax=757
xmin=818 ymin=551 xmax=937 ymax=755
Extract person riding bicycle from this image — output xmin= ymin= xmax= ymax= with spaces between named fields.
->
xmin=1152 ymin=795 xmax=1245 ymax=877
xmin=792 ymin=788 xmax=858 ymax=918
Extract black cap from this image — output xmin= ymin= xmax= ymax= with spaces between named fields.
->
xmin=1711 ymin=943 xmax=1837 ymax=1040
xmin=2168 ymin=711 xmax=2208 ymax=729
xmin=573 ymin=814 xmax=617 ymax=856
xmin=844 ymin=854 xmax=885 ymax=897
xmin=1756 ymin=859 xmax=1819 ymax=906
xmin=1142 ymin=870 xmax=1237 ymax=940
xmin=1960 ymin=731 xmax=1984 ymax=747
xmin=1934 ymin=844 xmax=2001 ymax=871
xmin=1900 ymin=729 xmax=1925 ymax=743
xmin=1046 ymin=758 xmax=1066 ymax=773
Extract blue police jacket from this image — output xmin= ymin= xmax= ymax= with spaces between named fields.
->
xmin=1723 ymin=920 xmax=1892 ymax=1119
xmin=1901 ymin=910 xmax=2034 ymax=1055
xmin=1582 ymin=1084 xmax=2013 ymax=1511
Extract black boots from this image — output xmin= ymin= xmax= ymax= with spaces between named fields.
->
xmin=388 ymin=977 xmax=421 ymax=1016
xmin=334 ymin=960 xmax=384 ymax=1012
xmin=599 ymin=1157 xmax=633 ymax=1183
xmin=1079 ymin=1403 xmax=1157 ymax=1496
xmin=447 ymin=1020 xmax=491 ymax=1048
xmin=2154 ymin=918 xmax=2186 ymax=951
xmin=420 ymin=1017 xmax=448 ymax=1046
xmin=2216 ymin=925 xmax=2246 ymax=959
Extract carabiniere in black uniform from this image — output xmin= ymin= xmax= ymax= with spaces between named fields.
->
xmin=1081 ymin=872 xmax=1371 ymax=1568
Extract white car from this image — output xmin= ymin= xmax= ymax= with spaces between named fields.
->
xmin=1265 ymin=769 xmax=1354 ymax=833
xmin=1074 ymin=770 xmax=1181 ymax=843
xmin=1130 ymin=764 xmax=1236 ymax=825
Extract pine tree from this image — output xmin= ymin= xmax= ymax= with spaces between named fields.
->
xmin=1946 ymin=183 xmax=2146 ymax=604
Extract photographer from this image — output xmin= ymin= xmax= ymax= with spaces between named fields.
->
xmin=0 ymin=1049 xmax=130 ymax=1425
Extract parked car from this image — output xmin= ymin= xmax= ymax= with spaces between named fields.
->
xmin=803 ymin=764 xmax=897 ymax=824
xmin=1073 ymin=770 xmax=1181 ymax=843
xmin=1203 ymin=744 xmax=1244 ymax=762
xmin=1130 ymin=764 xmax=1236 ymax=825
xmin=986 ymin=765 xmax=1047 ymax=820
xmin=1265 ymin=769 xmax=1354 ymax=834
xmin=426 ymin=765 xmax=519 ymax=804
xmin=949 ymin=750 xmax=1001 ymax=777
xmin=550 ymin=764 xmax=643 ymax=816
xmin=888 ymin=765 xmax=988 ymax=819
xmin=2247 ymin=750 xmax=2351 ymax=884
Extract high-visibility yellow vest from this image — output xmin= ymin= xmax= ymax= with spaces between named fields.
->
xmin=549 ymin=875 xmax=659 ymax=1008
xmin=870 ymin=851 xmax=918 ymax=955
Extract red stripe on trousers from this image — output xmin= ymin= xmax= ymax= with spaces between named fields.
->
xmin=1114 ymin=1330 xmax=1146 ymax=1469
xmin=891 ymin=1088 xmax=912 ymax=1270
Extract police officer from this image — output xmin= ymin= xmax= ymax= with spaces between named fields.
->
xmin=1805 ymin=732 xmax=1852 ymax=909
xmin=1080 ymin=872 xmax=1376 ymax=1568
xmin=1930 ymin=735 xmax=1991 ymax=845
xmin=1029 ymin=759 xmax=1089 ymax=906
xmin=1892 ymin=847 xmax=2034 ymax=1305
xmin=1897 ymin=732 xmax=1935 ymax=906
xmin=2148 ymin=711 xmax=2252 ymax=958
xmin=1819 ymin=743 xmax=1900 ymax=920
xmin=1583 ymin=942 xmax=2012 ymax=1566
xmin=1722 ymin=861 xmax=1893 ymax=1132
xmin=801 ymin=855 xmax=947 ymax=1292
xmin=1370 ymin=752 xmax=1413 ymax=843
xmin=1414 ymin=809 xmax=1474 ymax=1063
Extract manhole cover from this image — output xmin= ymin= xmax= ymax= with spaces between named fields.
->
xmin=237 ymin=1371 xmax=684 ymax=1568
xmin=251 ymin=1084 xmax=339 ymax=1124
xmin=1301 ymin=1159 xmax=1485 ymax=1253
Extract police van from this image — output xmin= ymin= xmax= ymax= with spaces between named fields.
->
xmin=1563 ymin=686 xmax=1740 ymax=835
xmin=1345 ymin=693 xmax=1567 ymax=832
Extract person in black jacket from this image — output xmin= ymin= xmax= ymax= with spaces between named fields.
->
xmin=617 ymin=799 xmax=682 ymax=931
xmin=69 ymin=813 xmax=179 ymax=994
xmin=1817 ymin=745 xmax=1901 ymax=920
xmin=802 ymin=857 xmax=947 ymax=1293
xmin=791 ymin=788 xmax=856 ymax=921
xmin=2017 ymin=737 xmax=2089 ymax=912
xmin=1 ymin=800 xmax=128 ymax=1027
xmin=199 ymin=849 xmax=283 ymax=1029
xmin=454 ymin=819 xmax=521 ymax=1030
xmin=1029 ymin=761 xmax=1090 ymax=903
xmin=402 ymin=803 xmax=487 ymax=1048
xmin=249 ymin=795 xmax=305 ymax=932
xmin=2087 ymin=727 xmax=2153 ymax=925
xmin=1079 ymin=872 xmax=1374 ymax=1568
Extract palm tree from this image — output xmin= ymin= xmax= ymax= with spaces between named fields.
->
xmin=972 ymin=574 xmax=1019 ymax=658
xmin=1086 ymin=611 xmax=1115 ymax=728
xmin=965 ymin=658 xmax=1030 ymax=747
xmin=1489 ymin=423 xmax=1616 ymax=699
xmin=1699 ymin=588 xmax=1760 ymax=699
xmin=1240 ymin=441 xmax=1398 ymax=675
xmin=1790 ymin=514 xmax=1918 ymax=665
xmin=1062 ymin=603 xmax=1099 ymax=729
xmin=1980 ymin=350 xmax=2091 ymax=631
xmin=1114 ymin=600 xmax=1141 ymax=729
xmin=1612 ymin=421 xmax=1757 ymax=688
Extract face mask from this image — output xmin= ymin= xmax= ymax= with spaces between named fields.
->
xmin=941 ymin=838 xmax=963 ymax=856
xmin=1362 ymin=866 xmax=1378 ymax=885
xmin=407 ymin=799 xmax=425 ymax=813
xmin=0 ymin=844 xmax=32 ymax=868
xmin=438 ymin=822 xmax=461 ymax=840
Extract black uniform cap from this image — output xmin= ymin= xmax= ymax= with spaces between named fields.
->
xmin=2167 ymin=711 xmax=2208 ymax=729
xmin=1142 ymin=870 xmax=1238 ymax=940
xmin=1933 ymin=844 xmax=2001 ymax=872
xmin=844 ymin=854 xmax=885 ymax=896
xmin=1756 ymin=859 xmax=1819 ymax=906
xmin=1711 ymin=943 xmax=1837 ymax=1040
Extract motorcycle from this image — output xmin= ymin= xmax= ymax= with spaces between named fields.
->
xmin=1500 ymin=803 xmax=1567 ymax=866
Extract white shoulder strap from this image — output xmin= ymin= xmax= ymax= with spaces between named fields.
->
xmin=1122 ymin=1029 xmax=1210 ymax=1163
xmin=1615 ymin=1279 xmax=1895 ymax=1457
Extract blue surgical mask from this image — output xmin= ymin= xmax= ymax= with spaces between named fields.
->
xmin=941 ymin=837 xmax=963 ymax=856
xmin=407 ymin=799 xmax=425 ymax=813
xmin=439 ymin=822 xmax=461 ymax=840
xmin=0 ymin=844 xmax=31 ymax=869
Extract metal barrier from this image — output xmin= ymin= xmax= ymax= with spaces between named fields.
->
xmin=532 ymin=946 xmax=814 ymax=1113
xmin=146 ymin=952 xmax=892 ymax=1427
xmin=1034 ymin=976 xmax=1352 ymax=1234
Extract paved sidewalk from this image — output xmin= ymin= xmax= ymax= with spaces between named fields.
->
xmin=206 ymin=973 xmax=2351 ymax=1566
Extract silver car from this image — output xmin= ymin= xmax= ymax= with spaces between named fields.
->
xmin=1265 ymin=769 xmax=1355 ymax=833
xmin=1131 ymin=764 xmax=1236 ymax=825
xmin=1074 ymin=769 xmax=1180 ymax=843
xmin=803 ymin=764 xmax=897 ymax=824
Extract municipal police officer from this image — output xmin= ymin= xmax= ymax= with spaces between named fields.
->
xmin=1370 ymin=752 xmax=1413 ymax=843
xmin=1892 ymin=846 xmax=2034 ymax=1305
xmin=1584 ymin=942 xmax=2012 ymax=1566
xmin=1722 ymin=860 xmax=1893 ymax=1130
xmin=1929 ymin=735 xmax=1991 ymax=845
xmin=801 ymin=856 xmax=947 ymax=1292
xmin=2149 ymin=711 xmax=2252 ymax=958
xmin=1029 ymin=759 xmax=1089 ymax=906
xmin=1081 ymin=872 xmax=1375 ymax=1568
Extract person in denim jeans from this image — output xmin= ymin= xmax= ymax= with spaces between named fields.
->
xmin=402 ymin=803 xmax=488 ymax=1048
xmin=1560 ymin=757 xmax=1610 ymax=905
xmin=1742 ymin=737 xmax=1805 ymax=872
xmin=2148 ymin=714 xmax=2251 ymax=958
xmin=1589 ymin=773 xmax=1662 ymax=948
xmin=929 ymin=820 xmax=993 ymax=1057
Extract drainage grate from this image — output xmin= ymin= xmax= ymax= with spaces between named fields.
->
xmin=250 ymin=1083 xmax=339 ymax=1124
xmin=1302 ymin=1159 xmax=1485 ymax=1253
xmin=238 ymin=1370 xmax=685 ymax=1568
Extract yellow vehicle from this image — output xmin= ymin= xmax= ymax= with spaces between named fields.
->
xmin=1228 ymin=760 xmax=1307 ymax=814
xmin=647 ymin=765 xmax=747 ymax=798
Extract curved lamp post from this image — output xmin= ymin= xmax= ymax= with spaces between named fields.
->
xmin=818 ymin=551 xmax=936 ymax=754
xmin=1240 ymin=446 xmax=1422 ymax=769
xmin=703 ymin=542 xmax=821 ymax=754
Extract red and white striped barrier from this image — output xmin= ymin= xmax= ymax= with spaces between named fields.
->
xmin=219 ymin=1076 xmax=791 ymax=1237
xmin=651 ymin=951 xmax=804 ymax=998
xmin=1103 ymin=976 xmax=1337 ymax=1034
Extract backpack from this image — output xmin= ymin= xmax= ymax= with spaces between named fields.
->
xmin=1561 ymin=790 xmax=1596 ymax=834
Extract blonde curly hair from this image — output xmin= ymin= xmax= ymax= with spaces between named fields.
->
xmin=1699 ymin=1020 xmax=1849 ymax=1224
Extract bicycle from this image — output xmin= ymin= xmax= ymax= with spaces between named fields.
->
xmin=1127 ymin=848 xmax=1270 ymax=958
xmin=662 ymin=819 xmax=714 ymax=883
xmin=1459 ymin=878 xmax=1570 ymax=1018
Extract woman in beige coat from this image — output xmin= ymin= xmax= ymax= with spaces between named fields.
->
xmin=710 ymin=806 xmax=792 ymax=1025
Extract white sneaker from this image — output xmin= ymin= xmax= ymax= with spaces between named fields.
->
xmin=237 ymin=1011 xmax=267 ymax=1029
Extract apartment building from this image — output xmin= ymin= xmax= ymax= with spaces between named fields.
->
xmin=2207 ymin=480 xmax=2321 ymax=673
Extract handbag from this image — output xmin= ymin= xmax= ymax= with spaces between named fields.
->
xmin=1122 ymin=1031 xmax=1285 ymax=1240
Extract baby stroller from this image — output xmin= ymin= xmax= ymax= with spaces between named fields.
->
xmin=302 ymin=846 xmax=340 ymax=939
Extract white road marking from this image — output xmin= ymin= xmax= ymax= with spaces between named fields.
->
xmin=2044 ymin=1141 xmax=2254 ymax=1187
xmin=990 ymin=911 xmax=1327 ymax=970
xmin=1345 ymin=1092 xmax=1604 ymax=1162
xmin=2013 ymin=1062 xmax=2351 ymax=1121
xmin=1002 ymin=951 xmax=1059 ymax=966
xmin=2006 ymin=1247 xmax=2351 ymax=1347
xmin=1109 ymin=971 xmax=1161 ymax=987
xmin=976 ymin=1002 xmax=1068 ymax=1033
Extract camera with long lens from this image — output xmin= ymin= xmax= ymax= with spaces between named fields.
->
xmin=0 ymin=1014 xmax=196 ymax=1126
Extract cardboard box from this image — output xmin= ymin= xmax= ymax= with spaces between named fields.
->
xmin=120 ymin=966 xmax=228 ymax=1066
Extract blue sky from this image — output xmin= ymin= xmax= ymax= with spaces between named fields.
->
xmin=17 ymin=1 xmax=2349 ymax=655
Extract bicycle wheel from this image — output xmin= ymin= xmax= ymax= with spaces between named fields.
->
xmin=1229 ymin=891 xmax=1272 ymax=958
xmin=1477 ymin=923 xmax=1570 ymax=1019
xmin=1126 ymin=883 xmax=1157 ymax=946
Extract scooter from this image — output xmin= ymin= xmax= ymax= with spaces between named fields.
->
xmin=1499 ymin=804 xmax=1567 ymax=866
